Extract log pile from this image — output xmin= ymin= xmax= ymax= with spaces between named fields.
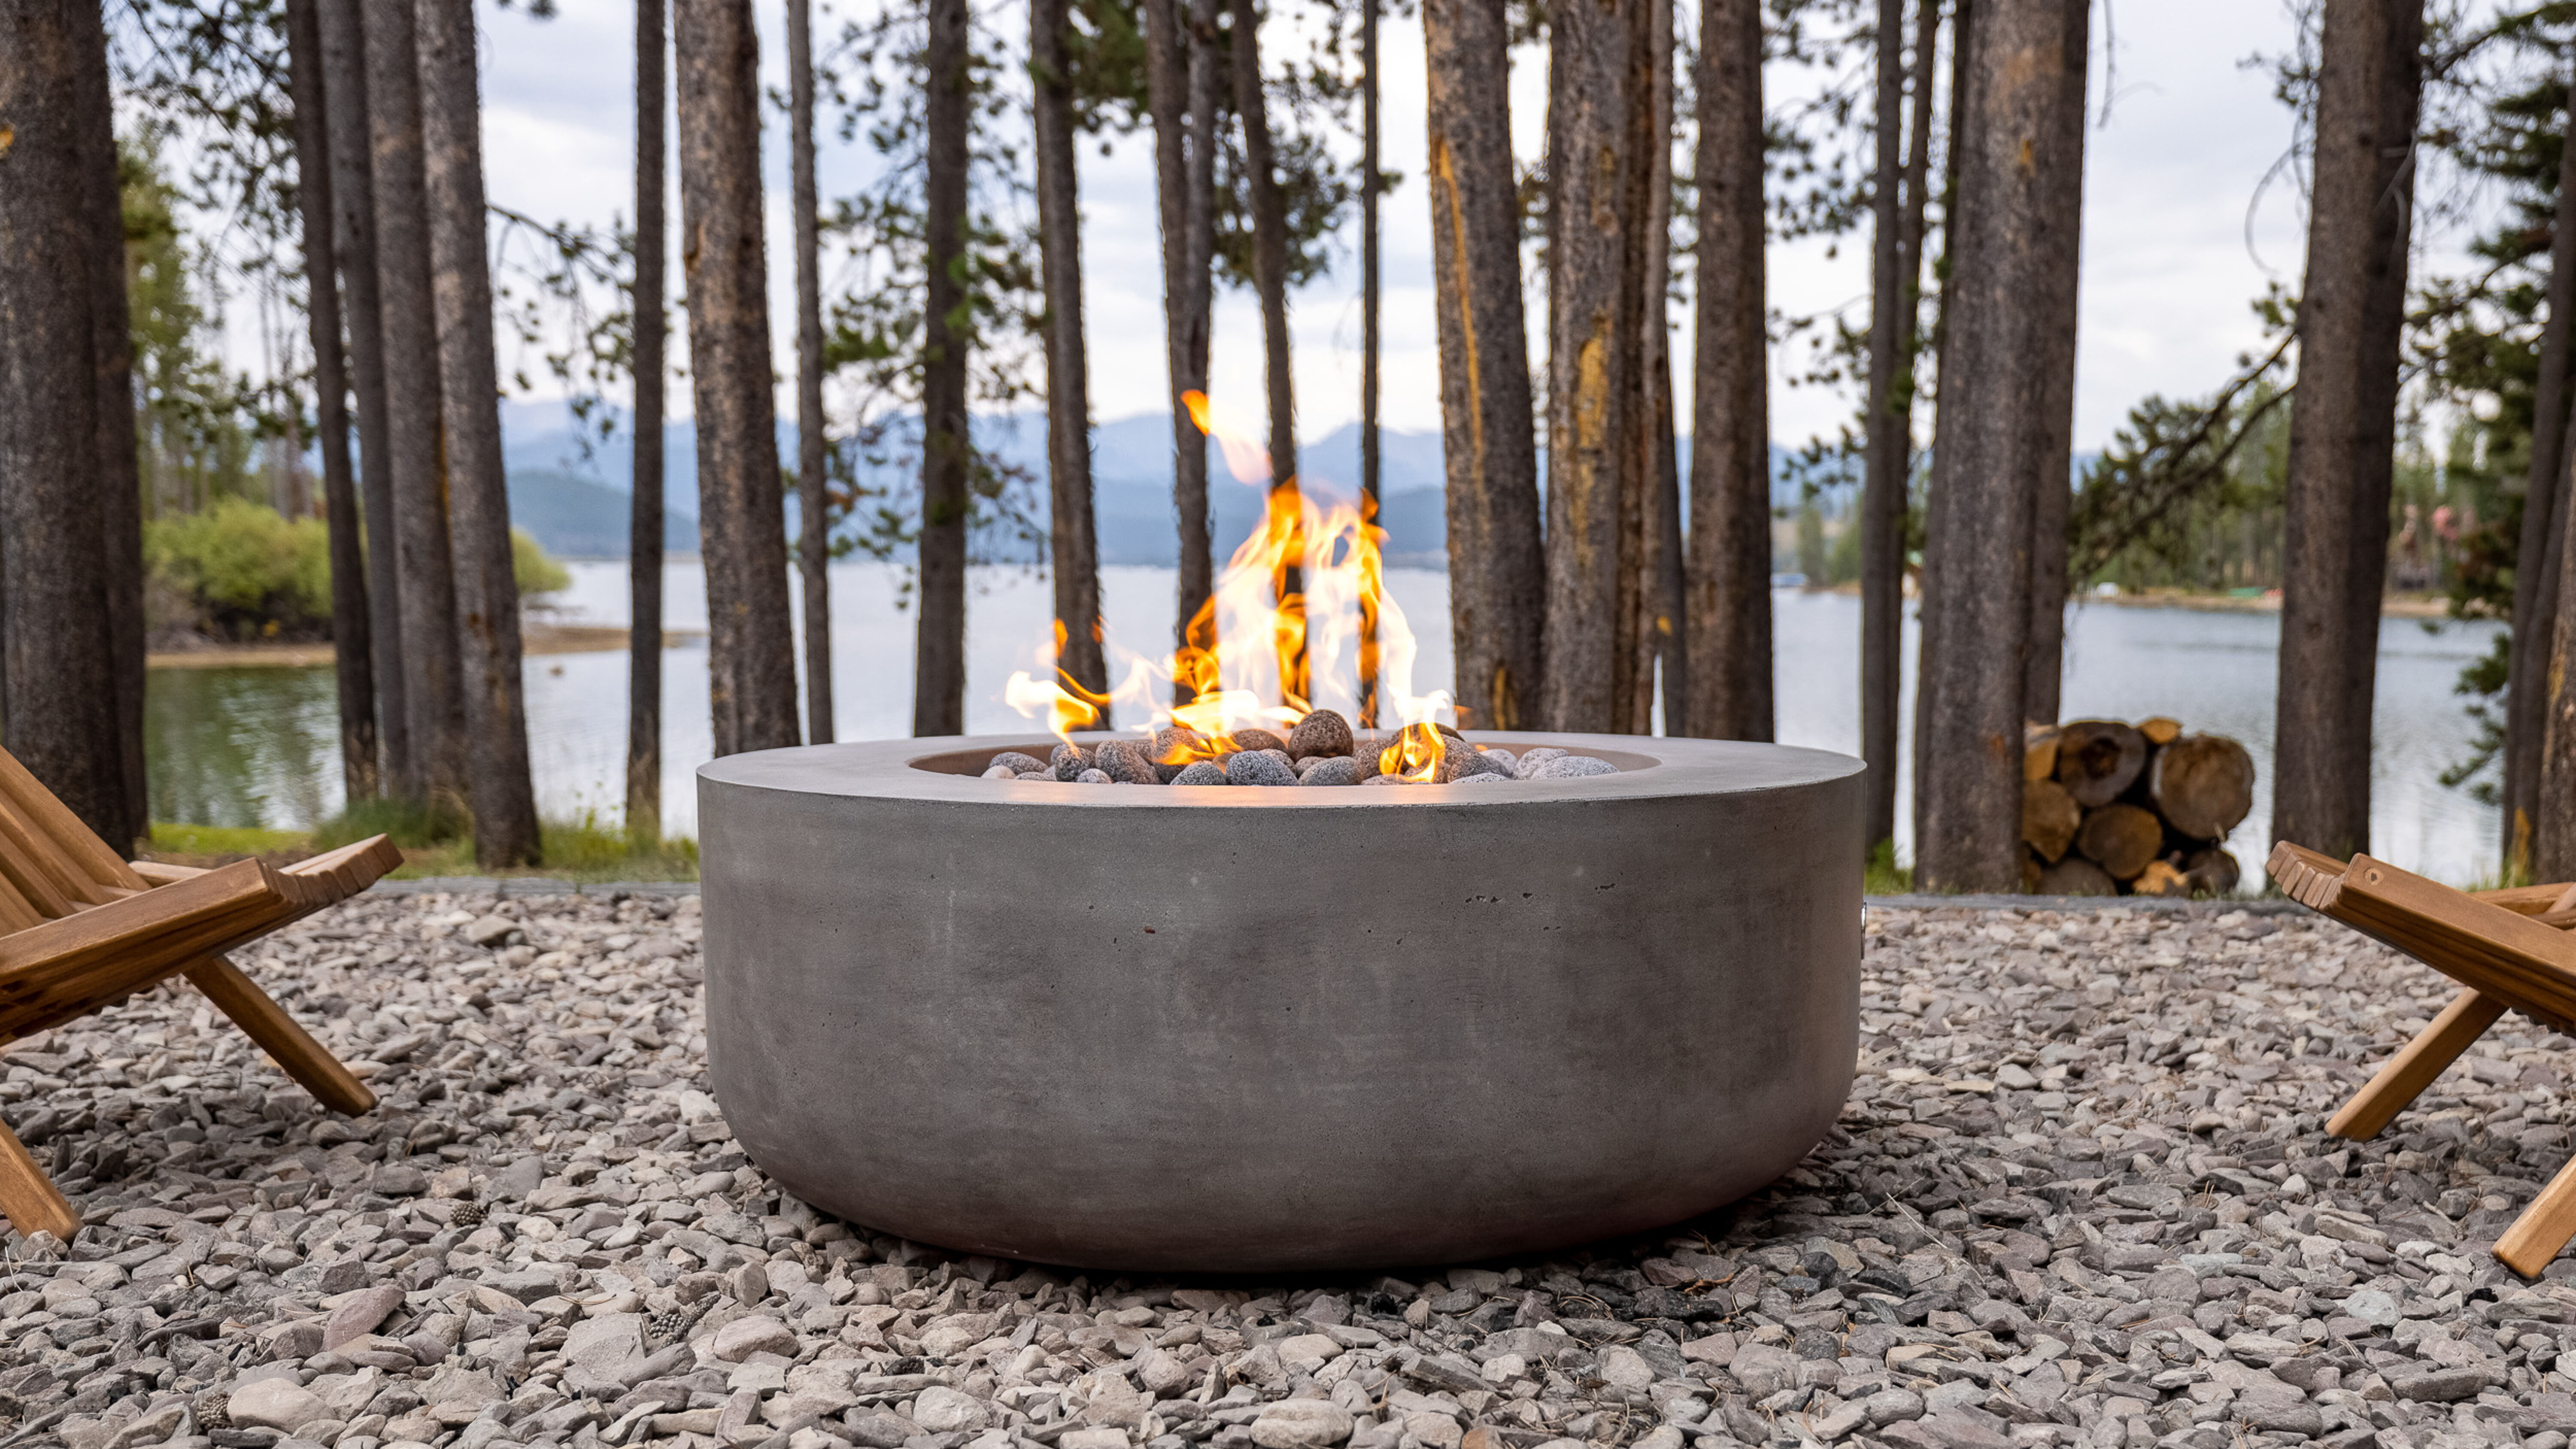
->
xmin=2022 ymin=717 xmax=2254 ymax=898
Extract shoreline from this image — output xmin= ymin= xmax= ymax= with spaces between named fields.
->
xmin=146 ymin=621 xmax=706 ymax=669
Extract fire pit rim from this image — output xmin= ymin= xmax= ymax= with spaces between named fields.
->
xmin=697 ymin=729 xmax=1862 ymax=808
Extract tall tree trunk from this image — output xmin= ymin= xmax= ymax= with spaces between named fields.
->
xmin=1144 ymin=0 xmax=1216 ymax=694
xmin=630 ymin=0 xmax=666 ymax=838
xmin=1912 ymin=0 xmax=1974 ymax=856
xmin=2019 ymin=0 xmax=2087 ymax=725
xmin=1359 ymin=0 xmax=1382 ymax=726
xmin=418 ymin=0 xmax=542 ymax=866
xmin=1229 ymin=0 xmax=1303 ymax=699
xmin=362 ymin=0 xmax=467 ymax=809
xmin=1911 ymin=0 xmax=2088 ymax=893
xmin=1541 ymin=0 xmax=1642 ymax=731
xmin=68 ymin=0 xmax=146 ymax=836
xmin=1683 ymin=0 xmax=1771 ymax=742
xmin=1860 ymin=0 xmax=1907 ymax=840
xmin=286 ymin=0 xmax=381 ymax=806
xmin=2272 ymin=0 xmax=2423 ymax=862
xmin=1425 ymin=0 xmax=1544 ymax=734
xmin=2505 ymin=63 xmax=2576 ymax=878
xmin=0 ymin=0 xmax=130 ymax=848
xmin=1033 ymin=0 xmax=1109 ymax=722
xmin=320 ymin=0 xmax=409 ymax=795
xmin=788 ymin=0 xmax=834 ymax=744
xmin=913 ymin=0 xmax=971 ymax=735
xmin=676 ymin=0 xmax=800 ymax=755
xmin=1619 ymin=0 xmax=1674 ymax=736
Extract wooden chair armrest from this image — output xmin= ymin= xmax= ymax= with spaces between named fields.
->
xmin=130 ymin=861 xmax=210 ymax=886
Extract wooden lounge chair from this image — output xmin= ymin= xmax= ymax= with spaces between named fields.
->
xmin=2268 ymin=841 xmax=2576 ymax=1275
xmin=0 ymin=746 xmax=402 ymax=1242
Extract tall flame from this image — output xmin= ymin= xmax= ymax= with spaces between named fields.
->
xmin=1002 ymin=389 xmax=1454 ymax=754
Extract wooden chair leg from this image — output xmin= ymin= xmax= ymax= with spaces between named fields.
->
xmin=0 ymin=1118 xmax=79 ymax=1242
xmin=2500 ymin=1148 xmax=2576 ymax=1276
xmin=2328 ymin=987 xmax=2506 ymax=1141
xmin=184 ymin=956 xmax=376 ymax=1117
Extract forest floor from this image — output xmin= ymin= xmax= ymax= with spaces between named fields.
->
xmin=4 ymin=897 xmax=2574 ymax=1449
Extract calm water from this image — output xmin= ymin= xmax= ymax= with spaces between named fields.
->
xmin=147 ymin=561 xmax=2506 ymax=884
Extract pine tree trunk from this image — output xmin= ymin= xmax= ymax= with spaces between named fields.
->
xmin=630 ymin=0 xmax=666 ymax=838
xmin=1912 ymin=0 xmax=1973 ymax=854
xmin=1618 ymin=0 xmax=1674 ymax=736
xmin=1683 ymin=0 xmax=1771 ymax=742
xmin=1423 ymin=0 xmax=1543 ymax=732
xmin=1144 ymin=0 xmax=1215 ymax=690
xmin=1359 ymin=0 xmax=1382 ymax=727
xmin=676 ymin=0 xmax=800 ymax=755
xmin=1542 ymin=0 xmax=1642 ymax=731
xmin=1032 ymin=0 xmax=1108 ymax=722
xmin=912 ymin=0 xmax=971 ymax=735
xmin=0 ymin=0 xmax=131 ymax=848
xmin=1868 ymin=0 xmax=1936 ymax=843
xmin=2273 ymin=0 xmax=2423 ymax=862
xmin=286 ymin=0 xmax=381 ymax=805
xmin=320 ymin=0 xmax=409 ymax=795
xmin=418 ymin=0 xmax=541 ymax=866
xmin=2505 ymin=64 xmax=2576 ymax=878
xmin=1861 ymin=0 xmax=1908 ymax=826
xmin=1912 ymin=0 xmax=2088 ymax=893
xmin=362 ymin=0 xmax=467 ymax=810
xmin=788 ymin=0 xmax=834 ymax=744
xmin=2019 ymin=1 xmax=2087 ymax=725
xmin=68 ymin=0 xmax=146 ymax=835
xmin=1229 ymin=0 xmax=1303 ymax=701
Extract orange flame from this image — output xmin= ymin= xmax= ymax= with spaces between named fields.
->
xmin=1379 ymin=722 xmax=1449 ymax=783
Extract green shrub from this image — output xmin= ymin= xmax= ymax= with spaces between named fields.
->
xmin=144 ymin=498 xmax=333 ymax=640
xmin=514 ymin=527 xmax=570 ymax=598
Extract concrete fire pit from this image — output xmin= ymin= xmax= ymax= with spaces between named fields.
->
xmin=698 ymin=731 xmax=1863 ymax=1272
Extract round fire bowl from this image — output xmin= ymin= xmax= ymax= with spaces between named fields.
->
xmin=698 ymin=732 xmax=1862 ymax=1272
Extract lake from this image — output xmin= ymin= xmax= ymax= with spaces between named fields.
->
xmin=146 ymin=559 xmax=2508 ymax=885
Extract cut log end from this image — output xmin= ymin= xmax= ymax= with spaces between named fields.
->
xmin=2075 ymin=802 xmax=2163 ymax=881
xmin=2055 ymin=720 xmax=2148 ymax=808
xmin=2022 ymin=778 xmax=2081 ymax=863
xmin=2035 ymin=856 xmax=2117 ymax=897
xmin=2148 ymin=735 xmax=2255 ymax=842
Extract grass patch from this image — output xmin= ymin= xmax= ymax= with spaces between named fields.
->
xmin=146 ymin=820 xmax=313 ymax=864
xmin=154 ymin=808 xmax=697 ymax=882
xmin=1865 ymin=841 xmax=1912 ymax=896
xmin=381 ymin=813 xmax=698 ymax=882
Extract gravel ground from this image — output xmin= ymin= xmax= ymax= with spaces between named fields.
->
xmin=7 ymin=895 xmax=2576 ymax=1449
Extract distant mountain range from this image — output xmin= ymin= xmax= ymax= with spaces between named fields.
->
xmin=497 ymin=400 xmax=1831 ymax=567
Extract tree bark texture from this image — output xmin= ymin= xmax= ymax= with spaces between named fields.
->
xmin=1683 ymin=0 xmax=1772 ymax=742
xmin=1032 ymin=0 xmax=1109 ymax=723
xmin=675 ymin=0 xmax=800 ymax=755
xmin=363 ymin=0 xmax=467 ymax=808
xmin=912 ymin=0 xmax=971 ymax=735
xmin=1360 ymin=0 xmax=1381 ymax=726
xmin=2505 ymin=63 xmax=2576 ymax=878
xmin=1860 ymin=0 xmax=1908 ymax=829
xmin=320 ymin=0 xmax=409 ymax=795
xmin=788 ymin=0 xmax=834 ymax=744
xmin=418 ymin=0 xmax=542 ymax=866
xmin=67 ymin=0 xmax=146 ymax=834
xmin=1912 ymin=0 xmax=1975 ymax=853
xmin=0 ymin=0 xmax=130 ymax=848
xmin=2018 ymin=0 xmax=2088 ymax=726
xmin=1618 ymin=0 xmax=1674 ymax=737
xmin=1230 ymin=0 xmax=1298 ymax=490
xmin=1541 ymin=0 xmax=1643 ymax=732
xmin=1911 ymin=0 xmax=2088 ymax=893
xmin=1423 ymin=0 xmax=1543 ymax=732
xmin=1144 ymin=0 xmax=1216 ymax=688
xmin=630 ymin=0 xmax=666 ymax=838
xmin=2273 ymin=0 xmax=2423 ymax=862
xmin=286 ymin=0 xmax=381 ymax=805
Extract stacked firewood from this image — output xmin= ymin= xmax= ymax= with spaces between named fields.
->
xmin=2022 ymin=717 xmax=2254 ymax=898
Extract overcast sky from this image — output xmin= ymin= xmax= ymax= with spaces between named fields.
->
xmin=460 ymin=0 xmax=2415 ymax=460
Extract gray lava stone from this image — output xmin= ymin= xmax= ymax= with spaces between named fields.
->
xmin=1531 ymin=754 xmax=1619 ymax=779
xmin=1299 ymin=756 xmax=1364 ymax=786
xmin=1151 ymin=727 xmax=1207 ymax=783
xmin=1285 ymin=710 xmax=1354 ymax=760
xmin=981 ymin=765 xmax=1017 ymax=780
xmin=1225 ymin=750 xmax=1297 ymax=787
xmin=1437 ymin=747 xmax=1513 ymax=784
xmin=1479 ymin=748 xmax=1519 ymax=773
xmin=1513 ymin=747 xmax=1569 ymax=779
xmin=1094 ymin=739 xmax=1160 ymax=784
xmin=1170 ymin=760 xmax=1229 ymax=787
xmin=1453 ymin=772 xmax=1508 ymax=785
xmin=1051 ymin=743 xmax=1093 ymax=781
xmin=1016 ymin=770 xmax=1054 ymax=781
xmin=1230 ymin=727 xmax=1288 ymax=755
xmin=989 ymin=751 xmax=1048 ymax=775
xmin=1075 ymin=769 xmax=1113 ymax=784
xmin=1360 ymin=773 xmax=1408 ymax=787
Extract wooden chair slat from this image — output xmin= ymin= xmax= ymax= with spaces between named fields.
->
xmin=0 ymin=750 xmax=144 ymax=892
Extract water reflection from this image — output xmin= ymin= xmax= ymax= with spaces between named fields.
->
xmin=145 ymin=665 xmax=341 ymax=831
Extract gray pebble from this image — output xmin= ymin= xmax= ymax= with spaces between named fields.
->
xmin=1075 ymin=769 xmax=1113 ymax=784
xmin=1171 ymin=760 xmax=1229 ymax=786
xmin=980 ymin=766 xmax=1016 ymax=781
xmin=1015 ymin=770 xmax=1053 ymax=781
xmin=1479 ymin=748 xmax=1519 ymax=772
xmin=1093 ymin=738 xmax=1160 ymax=785
xmin=1299 ymin=756 xmax=1364 ymax=787
xmin=1225 ymin=750 xmax=1297 ymax=786
xmin=1438 ymin=747 xmax=1513 ymax=783
xmin=1452 ymin=772 xmax=1508 ymax=785
xmin=1513 ymin=747 xmax=1569 ymax=779
xmin=1531 ymin=755 xmax=1619 ymax=779
xmin=1286 ymin=710 xmax=1355 ymax=760
xmin=1050 ymin=743 xmax=1093 ymax=781
xmin=988 ymin=751 xmax=1048 ymax=775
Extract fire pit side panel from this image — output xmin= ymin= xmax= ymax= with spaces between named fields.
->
xmin=700 ymin=736 xmax=1861 ymax=1272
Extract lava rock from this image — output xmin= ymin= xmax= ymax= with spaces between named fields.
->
xmin=1230 ymin=728 xmax=1289 ymax=755
xmin=1225 ymin=750 xmax=1297 ymax=787
xmin=1452 ymin=772 xmax=1507 ymax=785
xmin=1299 ymin=757 xmax=1364 ymax=787
xmin=1531 ymin=755 xmax=1619 ymax=780
xmin=988 ymin=751 xmax=1048 ymax=775
xmin=1438 ymin=748 xmax=1513 ymax=784
xmin=1050 ymin=744 xmax=1093 ymax=781
xmin=981 ymin=766 xmax=1016 ymax=781
xmin=1093 ymin=739 xmax=1160 ymax=785
xmin=1172 ymin=760 xmax=1229 ymax=786
xmin=1286 ymin=710 xmax=1355 ymax=760
xmin=1015 ymin=770 xmax=1053 ymax=781
xmin=1075 ymin=769 xmax=1113 ymax=784
xmin=1478 ymin=748 xmax=1519 ymax=773
xmin=1513 ymin=747 xmax=1569 ymax=779
xmin=1151 ymin=727 xmax=1207 ymax=782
